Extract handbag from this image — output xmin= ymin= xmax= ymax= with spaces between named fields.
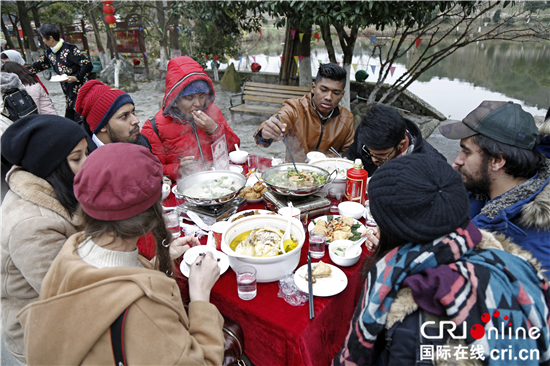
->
xmin=110 ymin=308 xmax=251 ymax=366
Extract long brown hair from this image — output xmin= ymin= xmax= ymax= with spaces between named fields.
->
xmin=1 ymin=62 xmax=37 ymax=85
xmin=79 ymin=198 xmax=173 ymax=276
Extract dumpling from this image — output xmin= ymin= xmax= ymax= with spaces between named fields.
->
xmin=333 ymin=230 xmax=352 ymax=241
xmin=339 ymin=216 xmax=355 ymax=226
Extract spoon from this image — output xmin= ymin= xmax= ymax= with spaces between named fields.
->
xmin=235 ymin=144 xmax=240 ymax=151
xmin=280 ymin=203 xmax=294 ymax=254
xmin=345 ymin=236 xmax=368 ymax=257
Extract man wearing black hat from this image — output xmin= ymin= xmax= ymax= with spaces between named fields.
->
xmin=343 ymin=104 xmax=445 ymax=176
xmin=440 ymin=100 xmax=550 ymax=271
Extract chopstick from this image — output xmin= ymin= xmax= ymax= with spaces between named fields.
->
xmin=329 ymin=146 xmax=342 ymax=158
xmin=308 ymin=252 xmax=315 ymax=320
xmin=275 ymin=115 xmax=299 ymax=172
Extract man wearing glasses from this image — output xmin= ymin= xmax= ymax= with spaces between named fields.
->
xmin=343 ymin=104 xmax=445 ymax=176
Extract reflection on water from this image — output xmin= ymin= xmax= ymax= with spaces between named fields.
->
xmin=219 ymin=37 xmax=549 ymax=119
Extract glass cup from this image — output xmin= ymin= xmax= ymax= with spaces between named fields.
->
xmin=164 ymin=211 xmax=181 ymax=239
xmin=236 ymin=265 xmax=257 ymax=300
xmin=247 ymin=155 xmax=259 ymax=174
xmin=328 ymin=187 xmax=344 ymax=214
xmin=309 ymin=230 xmax=326 ymax=259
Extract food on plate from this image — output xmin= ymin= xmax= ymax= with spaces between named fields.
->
xmin=268 ymin=168 xmax=327 ymax=189
xmin=183 ymin=176 xmax=241 ymax=198
xmin=230 ymin=209 xmax=276 ymax=222
xmin=238 ymin=182 xmax=267 ymax=200
xmin=313 ymin=216 xmax=362 ymax=243
xmin=230 ymin=226 xmax=298 ymax=257
xmin=305 ymin=261 xmax=332 ymax=283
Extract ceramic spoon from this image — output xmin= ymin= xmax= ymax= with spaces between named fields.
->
xmin=345 ymin=236 xmax=368 ymax=257
xmin=235 ymin=144 xmax=240 ymax=151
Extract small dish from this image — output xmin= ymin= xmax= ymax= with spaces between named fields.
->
xmin=229 ymin=150 xmax=248 ymax=164
xmin=328 ymin=240 xmax=361 ymax=267
xmin=294 ymin=263 xmax=348 ymax=297
xmin=229 ymin=165 xmax=244 ymax=174
xmin=50 ymin=74 xmax=69 ymax=82
xmin=338 ymin=202 xmax=366 ymax=220
xmin=180 ymin=246 xmax=229 ymax=276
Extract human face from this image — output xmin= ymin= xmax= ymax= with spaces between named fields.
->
xmin=67 ymin=138 xmax=88 ymax=175
xmin=41 ymin=35 xmax=57 ymax=48
xmin=362 ymin=144 xmax=400 ymax=166
xmin=311 ymin=78 xmax=345 ymax=117
xmin=454 ymin=137 xmax=492 ymax=195
xmin=176 ymin=93 xmax=207 ymax=119
xmin=104 ymin=103 xmax=140 ymax=143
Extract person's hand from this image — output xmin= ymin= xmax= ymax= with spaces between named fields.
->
xmin=169 ymin=236 xmax=199 ymax=260
xmin=361 ymin=227 xmax=380 ymax=252
xmin=260 ymin=115 xmax=286 ymax=141
xmin=192 ymin=110 xmax=217 ymax=133
xmin=180 ymin=156 xmax=196 ymax=169
xmin=66 ymin=75 xmax=78 ymax=83
xmin=188 ymin=252 xmax=220 ymax=303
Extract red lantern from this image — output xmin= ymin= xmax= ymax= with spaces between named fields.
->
xmin=251 ymin=62 xmax=261 ymax=72
xmin=105 ymin=15 xmax=116 ymax=25
xmin=103 ymin=5 xmax=115 ymax=14
xmin=102 ymin=0 xmax=114 ymax=4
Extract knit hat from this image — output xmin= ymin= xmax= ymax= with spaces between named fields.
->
xmin=75 ymin=80 xmax=134 ymax=134
xmin=439 ymin=101 xmax=538 ymax=150
xmin=1 ymin=115 xmax=87 ymax=178
xmin=368 ymin=154 xmax=469 ymax=244
xmin=178 ymin=80 xmax=209 ymax=98
xmin=74 ymin=143 xmax=163 ymax=221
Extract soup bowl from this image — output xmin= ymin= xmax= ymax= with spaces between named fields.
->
xmin=221 ymin=214 xmax=305 ymax=282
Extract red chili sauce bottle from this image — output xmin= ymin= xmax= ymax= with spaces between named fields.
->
xmin=345 ymin=159 xmax=368 ymax=205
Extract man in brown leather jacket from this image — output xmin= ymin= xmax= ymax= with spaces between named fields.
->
xmin=254 ymin=63 xmax=355 ymax=162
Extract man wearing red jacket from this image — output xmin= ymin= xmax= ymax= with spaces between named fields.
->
xmin=142 ymin=56 xmax=240 ymax=182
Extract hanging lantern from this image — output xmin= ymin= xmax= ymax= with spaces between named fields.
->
xmin=105 ymin=14 xmax=116 ymax=28
xmin=102 ymin=0 xmax=114 ymax=4
xmin=103 ymin=5 xmax=115 ymax=14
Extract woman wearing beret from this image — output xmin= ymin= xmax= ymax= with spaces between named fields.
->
xmin=334 ymin=155 xmax=550 ymax=366
xmin=18 ymin=143 xmax=225 ymax=365
xmin=142 ymin=56 xmax=240 ymax=182
xmin=1 ymin=115 xmax=88 ymax=364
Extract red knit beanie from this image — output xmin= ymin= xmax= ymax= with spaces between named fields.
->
xmin=74 ymin=143 xmax=163 ymax=221
xmin=75 ymin=80 xmax=134 ymax=134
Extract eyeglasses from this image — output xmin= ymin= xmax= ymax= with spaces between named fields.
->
xmin=361 ymin=144 xmax=399 ymax=165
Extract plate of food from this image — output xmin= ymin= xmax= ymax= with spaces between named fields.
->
xmin=308 ymin=215 xmax=366 ymax=243
xmin=238 ymin=181 xmax=268 ymax=202
xmin=294 ymin=261 xmax=348 ymax=297
xmin=227 ymin=209 xmax=276 ymax=223
xmin=50 ymin=74 xmax=69 ymax=82
xmin=179 ymin=249 xmax=229 ymax=278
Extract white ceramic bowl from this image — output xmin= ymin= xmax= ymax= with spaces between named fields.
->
xmin=229 ymin=165 xmax=244 ymax=174
xmin=306 ymin=151 xmax=326 ymax=163
xmin=338 ymin=201 xmax=366 ymax=220
xmin=328 ymin=240 xmax=361 ymax=267
xmin=229 ymin=150 xmax=249 ymax=164
xmin=221 ymin=214 xmax=305 ymax=282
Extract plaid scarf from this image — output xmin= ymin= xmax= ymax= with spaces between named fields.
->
xmin=334 ymin=221 xmax=550 ymax=365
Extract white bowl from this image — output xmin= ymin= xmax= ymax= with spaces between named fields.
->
xmin=306 ymin=151 xmax=326 ymax=163
xmin=221 ymin=214 xmax=305 ymax=282
xmin=328 ymin=240 xmax=361 ymax=267
xmin=229 ymin=150 xmax=249 ymax=164
xmin=228 ymin=165 xmax=243 ymax=174
xmin=338 ymin=201 xmax=366 ymax=220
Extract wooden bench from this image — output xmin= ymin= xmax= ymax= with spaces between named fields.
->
xmin=229 ymin=81 xmax=311 ymax=117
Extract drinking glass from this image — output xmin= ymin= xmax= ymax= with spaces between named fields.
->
xmin=309 ymin=230 xmax=326 ymax=259
xmin=164 ymin=212 xmax=181 ymax=239
xmin=236 ymin=265 xmax=257 ymax=300
xmin=247 ymin=155 xmax=259 ymax=174
xmin=328 ymin=187 xmax=343 ymax=213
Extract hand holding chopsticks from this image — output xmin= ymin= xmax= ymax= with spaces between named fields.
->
xmin=307 ymin=252 xmax=315 ymax=320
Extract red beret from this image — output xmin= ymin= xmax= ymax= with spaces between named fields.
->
xmin=74 ymin=143 xmax=163 ymax=221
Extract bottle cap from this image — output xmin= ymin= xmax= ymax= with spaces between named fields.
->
xmin=354 ymin=158 xmax=363 ymax=169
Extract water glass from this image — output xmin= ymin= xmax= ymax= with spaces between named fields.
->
xmin=164 ymin=212 xmax=181 ymax=239
xmin=236 ymin=265 xmax=257 ymax=300
xmin=247 ymin=155 xmax=259 ymax=173
xmin=328 ymin=187 xmax=343 ymax=213
xmin=309 ymin=230 xmax=326 ymax=259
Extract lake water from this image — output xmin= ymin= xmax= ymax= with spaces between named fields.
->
xmin=218 ymin=37 xmax=550 ymax=119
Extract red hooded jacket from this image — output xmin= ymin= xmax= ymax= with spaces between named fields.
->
xmin=142 ymin=57 xmax=240 ymax=181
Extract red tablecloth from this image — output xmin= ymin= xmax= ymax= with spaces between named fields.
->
xmin=140 ymin=156 xmax=371 ymax=365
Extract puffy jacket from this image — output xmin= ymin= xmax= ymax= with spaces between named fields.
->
xmin=24 ymin=82 xmax=57 ymax=115
xmin=344 ymin=117 xmax=446 ymax=176
xmin=17 ymin=233 xmax=225 ymax=365
xmin=1 ymin=167 xmax=80 ymax=364
xmin=142 ymin=57 xmax=240 ymax=181
xmin=254 ymin=93 xmax=355 ymax=163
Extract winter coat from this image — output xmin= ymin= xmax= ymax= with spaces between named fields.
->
xmin=0 ymin=72 xmax=24 ymax=137
xmin=24 ymin=82 xmax=57 ymax=115
xmin=1 ymin=167 xmax=80 ymax=364
xmin=28 ymin=41 xmax=92 ymax=110
xmin=17 ymin=232 xmax=225 ymax=366
xmin=142 ymin=57 xmax=240 ymax=181
xmin=344 ymin=117 xmax=446 ymax=176
xmin=254 ymin=93 xmax=355 ymax=163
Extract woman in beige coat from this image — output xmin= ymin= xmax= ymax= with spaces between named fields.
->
xmin=18 ymin=143 xmax=225 ymax=365
xmin=1 ymin=115 xmax=88 ymax=364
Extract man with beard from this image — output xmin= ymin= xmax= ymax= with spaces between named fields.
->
xmin=440 ymin=100 xmax=550 ymax=270
xmin=343 ymin=104 xmax=445 ymax=176
xmin=75 ymin=80 xmax=151 ymax=153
